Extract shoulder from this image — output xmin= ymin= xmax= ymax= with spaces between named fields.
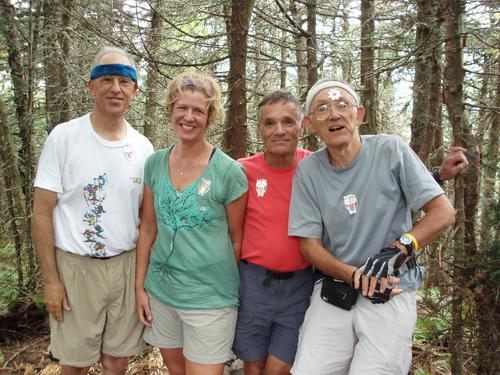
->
xmin=297 ymin=148 xmax=312 ymax=161
xmin=298 ymin=147 xmax=324 ymax=168
xmin=238 ymin=152 xmax=264 ymax=168
xmin=49 ymin=114 xmax=90 ymax=139
xmin=146 ymin=148 xmax=168 ymax=166
xmin=214 ymin=149 xmax=246 ymax=176
xmin=126 ymin=124 xmax=154 ymax=151
xmin=363 ymin=134 xmax=405 ymax=149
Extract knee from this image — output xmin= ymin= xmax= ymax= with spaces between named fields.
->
xmin=165 ymin=364 xmax=185 ymax=375
xmin=100 ymin=354 xmax=129 ymax=375
xmin=244 ymin=360 xmax=265 ymax=375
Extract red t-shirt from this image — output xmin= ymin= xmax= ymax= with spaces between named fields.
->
xmin=239 ymin=149 xmax=311 ymax=272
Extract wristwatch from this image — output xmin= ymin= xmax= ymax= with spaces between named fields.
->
xmin=398 ymin=234 xmax=414 ymax=256
xmin=431 ymin=166 xmax=443 ymax=185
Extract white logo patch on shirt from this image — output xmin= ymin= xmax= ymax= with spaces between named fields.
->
xmin=198 ymin=178 xmax=212 ymax=196
xmin=256 ymin=179 xmax=267 ymax=197
xmin=343 ymin=194 xmax=358 ymax=215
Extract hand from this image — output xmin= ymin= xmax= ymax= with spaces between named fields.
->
xmin=358 ymin=247 xmax=407 ymax=279
xmin=44 ymin=281 xmax=70 ymax=322
xmin=439 ymin=146 xmax=469 ymax=181
xmin=366 ymin=282 xmax=403 ymax=304
xmin=353 ymin=268 xmax=401 ymax=298
xmin=354 ymin=247 xmax=407 ymax=297
xmin=136 ymin=288 xmax=153 ymax=327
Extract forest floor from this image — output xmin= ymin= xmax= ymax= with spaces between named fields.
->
xmin=0 ymin=326 xmax=243 ymax=375
xmin=0 ymin=321 xmax=465 ymax=375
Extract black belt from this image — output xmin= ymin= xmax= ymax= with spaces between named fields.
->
xmin=90 ymin=256 xmax=112 ymax=260
xmin=241 ymin=259 xmax=310 ymax=287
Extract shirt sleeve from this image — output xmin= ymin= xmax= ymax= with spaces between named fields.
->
xmin=396 ymin=138 xmax=444 ymax=212
xmin=34 ymin=128 xmax=65 ymax=194
xmin=288 ymin=159 xmax=323 ymax=239
xmin=144 ymin=151 xmax=159 ymax=190
xmin=223 ymin=161 xmax=248 ymax=206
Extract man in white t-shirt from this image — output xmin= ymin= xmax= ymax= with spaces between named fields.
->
xmin=32 ymin=47 xmax=153 ymax=375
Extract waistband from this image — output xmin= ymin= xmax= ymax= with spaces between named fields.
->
xmin=55 ymin=248 xmax=134 ymax=261
xmin=241 ymin=259 xmax=312 ymax=279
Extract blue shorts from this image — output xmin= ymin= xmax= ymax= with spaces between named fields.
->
xmin=233 ymin=260 xmax=314 ymax=364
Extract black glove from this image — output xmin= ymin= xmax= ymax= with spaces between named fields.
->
xmin=358 ymin=247 xmax=407 ymax=280
xmin=367 ymin=282 xmax=392 ymax=304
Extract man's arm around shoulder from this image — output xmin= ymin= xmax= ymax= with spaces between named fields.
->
xmin=32 ymin=187 xmax=70 ymax=322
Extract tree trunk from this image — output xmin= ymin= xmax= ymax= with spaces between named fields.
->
xmin=341 ymin=0 xmax=352 ymax=79
xmin=411 ymin=0 xmax=435 ymax=156
xmin=441 ymin=1 xmax=466 ymax=373
xmin=0 ymin=98 xmax=28 ymax=293
xmin=43 ymin=0 xmax=72 ymax=133
xmin=360 ymin=0 xmax=377 ymax=134
xmin=223 ymin=0 xmax=255 ymax=159
xmin=280 ymin=28 xmax=287 ymax=90
xmin=143 ymin=0 xmax=164 ymax=148
xmin=303 ymin=0 xmax=319 ymax=151
xmin=290 ymin=1 xmax=307 ymax=101
xmin=475 ymin=52 xmax=500 ymax=375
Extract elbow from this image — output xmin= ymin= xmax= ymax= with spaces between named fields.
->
xmin=441 ymin=202 xmax=456 ymax=229
xmin=447 ymin=208 xmax=456 ymax=227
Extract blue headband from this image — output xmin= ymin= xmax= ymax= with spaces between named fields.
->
xmin=90 ymin=63 xmax=137 ymax=83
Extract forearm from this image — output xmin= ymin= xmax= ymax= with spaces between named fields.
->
xmin=403 ymin=195 xmax=455 ymax=250
xmin=300 ymin=238 xmax=356 ymax=283
xmin=231 ymin=239 xmax=241 ymax=263
xmin=32 ymin=213 xmax=61 ymax=286
xmin=135 ymin=229 xmax=156 ymax=290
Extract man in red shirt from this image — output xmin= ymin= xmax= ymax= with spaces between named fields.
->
xmin=233 ymin=91 xmax=314 ymax=375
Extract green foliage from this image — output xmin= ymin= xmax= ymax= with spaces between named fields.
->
xmin=0 ymin=245 xmax=19 ymax=310
xmin=484 ymin=199 xmax=500 ymax=282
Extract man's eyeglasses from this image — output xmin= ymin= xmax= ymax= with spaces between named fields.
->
xmin=313 ymin=101 xmax=356 ymax=119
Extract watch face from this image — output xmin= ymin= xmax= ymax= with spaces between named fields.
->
xmin=400 ymin=235 xmax=412 ymax=246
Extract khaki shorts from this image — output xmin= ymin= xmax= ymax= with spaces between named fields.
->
xmin=49 ymin=249 xmax=146 ymax=367
xmin=144 ymin=294 xmax=237 ymax=365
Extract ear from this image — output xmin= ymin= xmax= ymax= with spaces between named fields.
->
xmin=303 ymin=115 xmax=317 ymax=135
xmin=298 ymin=118 xmax=305 ymax=137
xmin=87 ymin=80 xmax=95 ymax=97
xmin=356 ymin=106 xmax=365 ymax=126
xmin=133 ymin=83 xmax=138 ymax=94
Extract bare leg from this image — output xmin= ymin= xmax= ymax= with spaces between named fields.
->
xmin=244 ymin=358 xmax=266 ymax=375
xmin=100 ymin=354 xmax=129 ymax=375
xmin=159 ymin=347 xmax=186 ymax=375
xmin=263 ymin=354 xmax=292 ymax=375
xmin=186 ymin=359 xmax=225 ymax=375
xmin=61 ymin=365 xmax=91 ymax=375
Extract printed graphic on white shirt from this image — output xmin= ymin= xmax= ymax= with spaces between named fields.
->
xmin=83 ymin=174 xmax=108 ymax=256
xmin=256 ymin=179 xmax=267 ymax=197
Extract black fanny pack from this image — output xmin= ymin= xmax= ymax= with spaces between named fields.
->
xmin=320 ymin=276 xmax=359 ymax=311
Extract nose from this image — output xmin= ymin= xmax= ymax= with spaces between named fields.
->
xmin=184 ymin=108 xmax=194 ymax=121
xmin=275 ymin=123 xmax=286 ymax=134
xmin=327 ymin=106 xmax=341 ymax=118
xmin=110 ymin=78 xmax=121 ymax=92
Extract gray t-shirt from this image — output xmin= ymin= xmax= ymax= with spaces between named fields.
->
xmin=288 ymin=134 xmax=444 ymax=291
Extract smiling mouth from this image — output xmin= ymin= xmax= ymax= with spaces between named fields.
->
xmin=329 ymin=125 xmax=344 ymax=132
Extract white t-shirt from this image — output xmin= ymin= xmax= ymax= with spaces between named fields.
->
xmin=35 ymin=113 xmax=154 ymax=257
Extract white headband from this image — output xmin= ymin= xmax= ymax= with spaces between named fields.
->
xmin=305 ymin=80 xmax=360 ymax=115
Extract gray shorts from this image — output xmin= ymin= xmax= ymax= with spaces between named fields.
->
xmin=233 ymin=261 xmax=314 ymax=364
xmin=143 ymin=294 xmax=237 ymax=365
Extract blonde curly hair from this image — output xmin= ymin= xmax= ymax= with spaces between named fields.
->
xmin=164 ymin=72 xmax=225 ymax=127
